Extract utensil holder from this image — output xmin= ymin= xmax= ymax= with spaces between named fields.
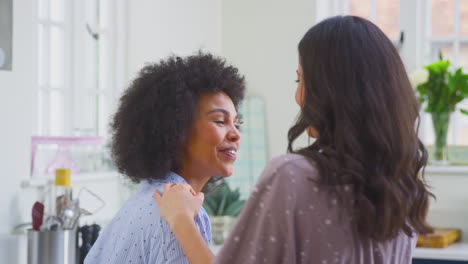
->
xmin=27 ymin=228 xmax=78 ymax=264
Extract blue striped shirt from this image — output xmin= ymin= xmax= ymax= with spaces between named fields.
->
xmin=84 ymin=172 xmax=212 ymax=264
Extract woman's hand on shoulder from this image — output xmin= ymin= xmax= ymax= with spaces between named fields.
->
xmin=154 ymin=183 xmax=204 ymax=229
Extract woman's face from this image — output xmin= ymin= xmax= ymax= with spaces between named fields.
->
xmin=181 ymin=92 xmax=241 ymax=178
xmin=295 ymin=62 xmax=319 ymax=138
xmin=295 ymin=63 xmax=305 ymax=107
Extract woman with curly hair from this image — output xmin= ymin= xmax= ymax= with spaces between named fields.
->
xmin=84 ymin=52 xmax=245 ymax=264
xmin=154 ymin=16 xmax=433 ymax=264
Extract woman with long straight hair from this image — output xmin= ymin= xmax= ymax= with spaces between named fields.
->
xmin=154 ymin=16 xmax=433 ymax=264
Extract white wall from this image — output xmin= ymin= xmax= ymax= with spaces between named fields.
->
xmin=0 ymin=1 xmax=224 ymax=263
xmin=221 ymin=0 xmax=316 ymax=158
xmin=126 ymin=0 xmax=222 ymax=83
xmin=0 ymin=0 xmax=36 ymax=262
xmin=425 ymin=170 xmax=468 ymax=242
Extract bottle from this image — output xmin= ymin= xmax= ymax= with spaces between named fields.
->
xmin=42 ymin=168 xmax=73 ymax=230
xmin=54 ymin=168 xmax=73 ymax=217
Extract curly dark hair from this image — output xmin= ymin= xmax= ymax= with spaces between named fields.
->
xmin=288 ymin=16 xmax=433 ymax=241
xmin=111 ymin=52 xmax=245 ymax=183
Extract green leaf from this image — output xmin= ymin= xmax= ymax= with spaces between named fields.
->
xmin=461 ymin=109 xmax=468 ymax=115
xmin=424 ymin=60 xmax=450 ymax=75
xmin=203 ymin=179 xmax=247 ymax=216
xmin=224 ymin=200 xmax=246 ymax=216
xmin=216 ymin=190 xmax=227 ymax=215
xmin=204 ymin=196 xmax=218 ymax=214
xmin=415 ymin=58 xmax=468 ymax=115
xmin=203 ymin=203 xmax=215 ymax=216
xmin=226 ymin=188 xmax=240 ymax=206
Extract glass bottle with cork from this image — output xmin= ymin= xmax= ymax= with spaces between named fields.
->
xmin=54 ymin=168 xmax=73 ymax=216
xmin=42 ymin=168 xmax=73 ymax=230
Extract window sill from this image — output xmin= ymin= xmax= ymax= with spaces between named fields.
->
xmin=425 ymin=165 xmax=468 ymax=176
xmin=20 ymin=171 xmax=121 ymax=188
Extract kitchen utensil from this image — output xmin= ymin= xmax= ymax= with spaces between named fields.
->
xmin=32 ymin=201 xmax=44 ymax=231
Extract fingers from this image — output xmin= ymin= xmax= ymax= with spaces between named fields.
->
xmin=154 ymin=189 xmax=162 ymax=204
xmin=197 ymin=192 xmax=204 ymax=201
xmin=163 ymin=183 xmax=171 ymax=194
xmin=195 ymin=192 xmax=205 ymax=207
xmin=160 ymin=183 xmax=199 ymax=197
xmin=172 ymin=183 xmax=198 ymax=196
xmin=193 ymin=192 xmax=205 ymax=216
xmin=187 ymin=185 xmax=197 ymax=196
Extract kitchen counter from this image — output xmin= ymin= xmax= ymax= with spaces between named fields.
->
xmin=413 ymin=243 xmax=468 ymax=262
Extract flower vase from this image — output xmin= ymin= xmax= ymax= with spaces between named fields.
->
xmin=211 ymin=216 xmax=236 ymax=245
xmin=431 ymin=112 xmax=450 ymax=165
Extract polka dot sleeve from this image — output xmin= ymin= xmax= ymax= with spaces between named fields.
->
xmin=214 ymin=154 xmax=301 ymax=264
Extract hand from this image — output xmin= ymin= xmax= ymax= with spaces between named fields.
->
xmin=154 ymin=183 xmax=205 ymax=229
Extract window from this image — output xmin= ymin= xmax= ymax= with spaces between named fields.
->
xmin=346 ymin=0 xmax=400 ymax=41
xmin=317 ymin=0 xmax=468 ymax=164
xmin=315 ymin=0 xmax=401 ymax=42
xmin=423 ymin=0 xmax=468 ymax=147
xmin=36 ymin=0 xmax=71 ymax=136
xmin=35 ymin=0 xmax=126 ymax=137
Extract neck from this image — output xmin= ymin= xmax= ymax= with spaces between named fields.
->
xmin=178 ymin=167 xmax=211 ymax=193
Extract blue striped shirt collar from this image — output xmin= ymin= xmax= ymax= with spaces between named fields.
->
xmin=148 ymin=171 xmax=188 ymax=185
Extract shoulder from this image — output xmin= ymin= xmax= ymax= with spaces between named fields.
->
xmin=86 ymin=182 xmax=173 ymax=262
xmin=261 ymin=153 xmax=319 ymax=183
xmin=109 ymin=182 xmax=164 ymax=234
xmin=249 ymin=153 xmax=321 ymax=202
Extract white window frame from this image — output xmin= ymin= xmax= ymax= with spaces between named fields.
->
xmin=315 ymin=0 xmax=468 ymax=149
xmin=35 ymin=0 xmax=74 ymax=136
xmin=421 ymin=0 xmax=468 ymax=146
xmin=34 ymin=0 xmax=127 ymax=138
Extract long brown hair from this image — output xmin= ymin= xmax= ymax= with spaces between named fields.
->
xmin=288 ymin=16 xmax=433 ymax=241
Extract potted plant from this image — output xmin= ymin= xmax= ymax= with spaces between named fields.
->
xmin=411 ymin=54 xmax=468 ymax=164
xmin=203 ymin=179 xmax=245 ymax=245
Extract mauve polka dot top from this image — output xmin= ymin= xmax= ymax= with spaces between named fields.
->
xmin=214 ymin=153 xmax=417 ymax=264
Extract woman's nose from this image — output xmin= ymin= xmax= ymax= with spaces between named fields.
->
xmin=228 ymin=126 xmax=240 ymax=142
